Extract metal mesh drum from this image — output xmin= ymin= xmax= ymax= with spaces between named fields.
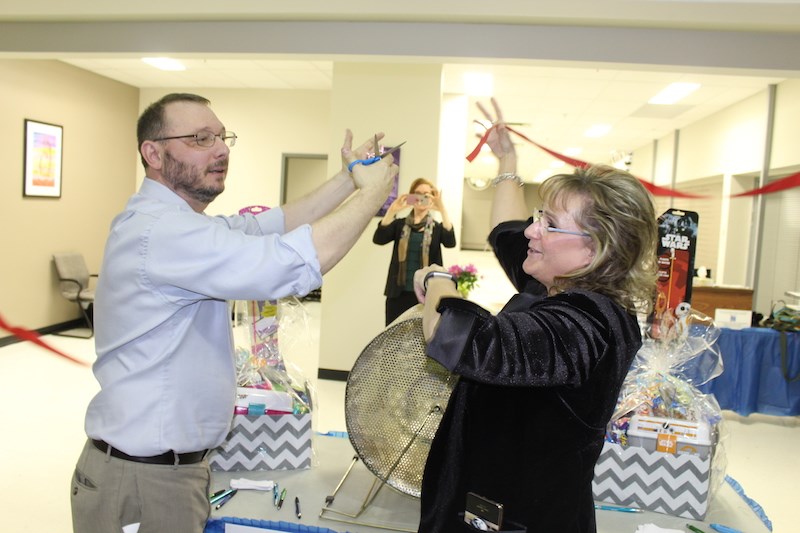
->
xmin=344 ymin=310 xmax=458 ymax=497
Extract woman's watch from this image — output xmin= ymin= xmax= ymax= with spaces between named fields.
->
xmin=423 ymin=271 xmax=458 ymax=293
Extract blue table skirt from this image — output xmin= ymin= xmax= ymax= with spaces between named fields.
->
xmin=697 ymin=328 xmax=800 ymax=416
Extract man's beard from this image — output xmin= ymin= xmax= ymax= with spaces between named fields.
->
xmin=162 ymin=150 xmax=226 ymax=205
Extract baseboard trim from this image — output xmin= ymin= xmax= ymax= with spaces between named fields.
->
xmin=317 ymin=368 xmax=349 ymax=382
xmin=0 ymin=319 xmax=85 ymax=348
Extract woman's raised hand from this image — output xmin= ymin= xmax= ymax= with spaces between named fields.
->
xmin=476 ymin=98 xmax=516 ymax=162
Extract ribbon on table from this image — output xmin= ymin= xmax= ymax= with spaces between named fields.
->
xmin=0 ymin=312 xmax=89 ymax=366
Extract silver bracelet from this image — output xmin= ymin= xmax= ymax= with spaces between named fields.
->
xmin=492 ymin=173 xmax=524 ymax=187
xmin=423 ymin=271 xmax=458 ymax=293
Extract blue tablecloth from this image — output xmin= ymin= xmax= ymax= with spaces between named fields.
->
xmin=697 ymin=328 xmax=800 ymax=416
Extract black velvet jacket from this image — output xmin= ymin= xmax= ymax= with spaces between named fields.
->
xmin=417 ymin=220 xmax=642 ymax=533
xmin=373 ymin=217 xmax=457 ymax=298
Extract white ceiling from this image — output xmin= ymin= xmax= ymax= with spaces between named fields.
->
xmin=3 ymin=1 xmax=799 ymax=180
xmin=55 ymin=57 xmax=785 ymax=180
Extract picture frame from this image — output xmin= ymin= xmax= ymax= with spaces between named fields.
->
xmin=23 ymin=119 xmax=63 ymax=198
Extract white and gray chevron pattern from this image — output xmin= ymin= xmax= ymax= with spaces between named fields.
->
xmin=592 ymin=442 xmax=710 ymax=520
xmin=208 ymin=413 xmax=312 ymax=472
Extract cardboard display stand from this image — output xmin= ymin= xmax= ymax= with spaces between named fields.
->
xmin=650 ymin=209 xmax=699 ymax=338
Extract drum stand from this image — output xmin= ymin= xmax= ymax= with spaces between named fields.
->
xmin=318 ymin=407 xmax=442 ymax=532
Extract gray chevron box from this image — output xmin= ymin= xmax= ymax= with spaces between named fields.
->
xmin=208 ymin=413 xmax=312 ymax=471
xmin=592 ymin=442 xmax=710 ymax=519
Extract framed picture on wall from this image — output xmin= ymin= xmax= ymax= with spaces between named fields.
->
xmin=23 ymin=119 xmax=63 ymax=198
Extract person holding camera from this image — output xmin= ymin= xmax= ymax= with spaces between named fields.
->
xmin=373 ymin=177 xmax=456 ymax=325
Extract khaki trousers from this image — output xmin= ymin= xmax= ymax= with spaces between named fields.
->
xmin=71 ymin=439 xmax=211 ymax=533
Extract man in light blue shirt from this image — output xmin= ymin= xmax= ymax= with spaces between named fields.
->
xmin=70 ymin=93 xmax=396 ymax=533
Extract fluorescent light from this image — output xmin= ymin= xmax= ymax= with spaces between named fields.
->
xmin=141 ymin=57 xmax=186 ymax=71
xmin=584 ymin=124 xmax=611 ymax=138
xmin=648 ymin=82 xmax=700 ymax=105
xmin=463 ymin=72 xmax=494 ymax=97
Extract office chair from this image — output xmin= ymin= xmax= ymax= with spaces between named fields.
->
xmin=52 ymin=253 xmax=97 ymax=338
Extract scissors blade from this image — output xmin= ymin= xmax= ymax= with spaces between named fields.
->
xmin=379 ymin=141 xmax=406 ymax=160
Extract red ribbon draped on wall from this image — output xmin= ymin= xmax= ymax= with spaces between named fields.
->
xmin=467 ymin=125 xmax=800 ymax=198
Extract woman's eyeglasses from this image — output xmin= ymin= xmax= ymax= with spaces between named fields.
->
xmin=153 ymin=131 xmax=237 ymax=148
xmin=533 ymin=210 xmax=590 ymax=237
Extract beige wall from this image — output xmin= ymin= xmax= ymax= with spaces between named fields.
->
xmin=0 ymin=59 xmax=138 ymax=330
xmin=772 ymin=79 xmax=800 ymax=170
xmin=676 ymin=91 xmax=768 ymax=181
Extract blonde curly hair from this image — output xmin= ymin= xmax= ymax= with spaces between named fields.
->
xmin=542 ymin=164 xmax=658 ymax=314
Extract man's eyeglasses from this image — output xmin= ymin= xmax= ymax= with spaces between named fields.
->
xmin=152 ymin=131 xmax=237 ymax=148
xmin=533 ymin=209 xmax=590 ymax=237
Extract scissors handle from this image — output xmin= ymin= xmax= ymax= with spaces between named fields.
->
xmin=347 ymin=156 xmax=381 ymax=172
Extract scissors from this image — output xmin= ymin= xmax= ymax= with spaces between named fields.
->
xmin=347 ymin=135 xmax=406 ymax=172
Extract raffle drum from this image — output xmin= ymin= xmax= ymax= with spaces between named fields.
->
xmin=320 ymin=309 xmax=458 ymax=529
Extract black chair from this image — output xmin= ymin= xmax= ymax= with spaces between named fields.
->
xmin=53 ymin=253 xmax=98 ymax=338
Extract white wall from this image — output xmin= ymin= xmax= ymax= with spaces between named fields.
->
xmin=630 ymin=81 xmax=800 ymax=314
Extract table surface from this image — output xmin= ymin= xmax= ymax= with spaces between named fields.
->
xmin=209 ymin=434 xmax=770 ymax=533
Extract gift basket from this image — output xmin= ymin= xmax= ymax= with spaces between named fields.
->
xmin=592 ymin=305 xmax=727 ymax=520
xmin=208 ymin=296 xmax=316 ymax=472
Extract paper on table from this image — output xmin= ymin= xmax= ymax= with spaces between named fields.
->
xmin=634 ymin=525 xmax=684 ymax=533
xmin=225 ymin=525 xmax=285 ymax=533
xmin=229 ymin=478 xmax=275 ymax=491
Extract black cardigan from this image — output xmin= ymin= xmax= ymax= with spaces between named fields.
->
xmin=417 ymin=220 xmax=641 ymax=533
xmin=372 ymin=217 xmax=457 ymax=298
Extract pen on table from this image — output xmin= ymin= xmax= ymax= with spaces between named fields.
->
xmin=277 ymin=487 xmax=287 ymax=510
xmin=710 ymin=524 xmax=743 ymax=533
xmin=593 ymin=503 xmax=642 ymax=513
xmin=295 ymin=496 xmax=302 ymax=519
xmin=686 ymin=524 xmax=707 ymax=533
xmin=209 ymin=488 xmax=227 ymax=499
xmin=209 ymin=488 xmax=235 ymax=505
xmin=273 ymin=483 xmax=279 ymax=507
xmin=214 ymin=489 xmax=237 ymax=510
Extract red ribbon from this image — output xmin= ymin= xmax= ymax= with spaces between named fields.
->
xmin=0 ymin=312 xmax=90 ymax=366
xmin=730 ymin=171 xmax=800 ymax=198
xmin=468 ymin=125 xmax=798 ymax=199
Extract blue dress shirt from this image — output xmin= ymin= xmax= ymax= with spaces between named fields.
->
xmin=85 ymin=178 xmax=322 ymax=456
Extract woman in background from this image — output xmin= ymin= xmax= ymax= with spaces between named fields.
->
xmin=413 ymin=98 xmax=658 ymax=533
xmin=374 ymin=177 xmax=456 ymax=325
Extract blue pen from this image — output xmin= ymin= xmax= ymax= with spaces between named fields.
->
xmin=209 ymin=488 xmax=235 ymax=505
xmin=710 ymin=524 xmax=743 ymax=533
xmin=273 ymin=482 xmax=280 ymax=506
xmin=594 ymin=503 xmax=642 ymax=513
xmin=214 ymin=489 xmax=237 ymax=510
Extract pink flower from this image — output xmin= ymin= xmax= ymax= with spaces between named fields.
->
xmin=447 ymin=264 xmax=480 ymax=296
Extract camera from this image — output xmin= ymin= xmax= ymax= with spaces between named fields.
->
xmin=407 ymin=194 xmax=431 ymax=207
